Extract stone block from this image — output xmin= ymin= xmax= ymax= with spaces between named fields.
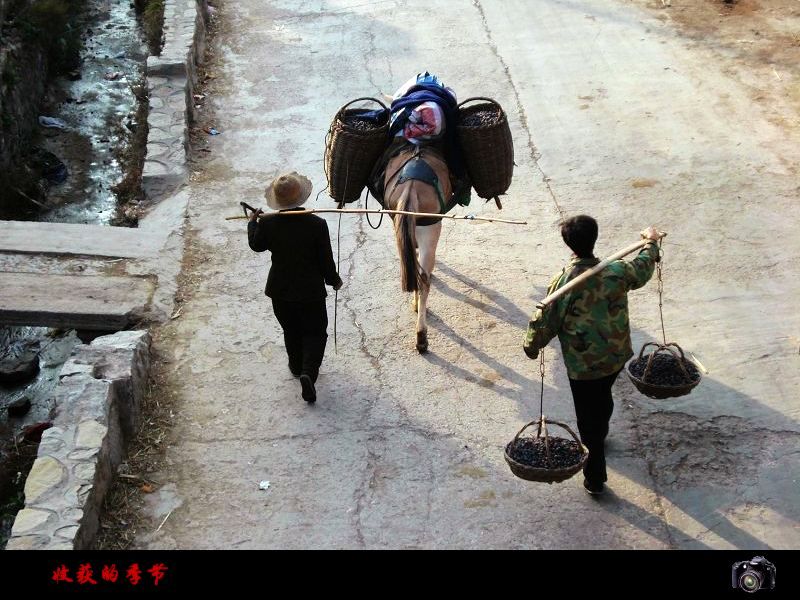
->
xmin=11 ymin=508 xmax=53 ymax=536
xmin=24 ymin=456 xmax=68 ymax=504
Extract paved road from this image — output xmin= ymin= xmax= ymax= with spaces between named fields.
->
xmin=139 ymin=0 xmax=800 ymax=549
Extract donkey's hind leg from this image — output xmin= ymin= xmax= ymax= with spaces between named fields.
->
xmin=413 ymin=221 xmax=443 ymax=353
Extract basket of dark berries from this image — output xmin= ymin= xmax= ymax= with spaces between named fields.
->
xmin=504 ymin=417 xmax=588 ymax=483
xmin=325 ymin=97 xmax=390 ymax=204
xmin=627 ymin=342 xmax=701 ymax=399
xmin=456 ymin=97 xmax=514 ymax=200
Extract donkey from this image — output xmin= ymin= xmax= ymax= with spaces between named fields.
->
xmin=382 ymin=143 xmax=453 ymax=353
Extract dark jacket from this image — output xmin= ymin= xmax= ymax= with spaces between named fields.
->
xmin=248 ymin=208 xmax=342 ymax=301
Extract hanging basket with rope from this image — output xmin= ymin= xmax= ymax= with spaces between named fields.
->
xmin=627 ymin=342 xmax=701 ymax=399
xmin=626 ymin=240 xmax=703 ymax=399
xmin=504 ymin=353 xmax=588 ymax=483
xmin=504 ymin=417 xmax=588 ymax=483
xmin=324 ymin=97 xmax=390 ymax=204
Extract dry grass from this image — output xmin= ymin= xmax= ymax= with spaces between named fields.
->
xmin=142 ymin=0 xmax=165 ymax=55
xmin=93 ymin=359 xmax=175 ymax=550
xmin=0 ymin=435 xmax=41 ymax=549
xmin=111 ymin=82 xmax=149 ymax=227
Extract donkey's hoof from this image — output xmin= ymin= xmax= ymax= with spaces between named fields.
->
xmin=416 ymin=332 xmax=428 ymax=354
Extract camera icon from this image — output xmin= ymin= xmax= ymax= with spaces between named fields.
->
xmin=732 ymin=556 xmax=776 ymax=593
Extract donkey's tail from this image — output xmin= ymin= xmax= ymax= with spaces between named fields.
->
xmin=395 ymin=186 xmax=422 ymax=293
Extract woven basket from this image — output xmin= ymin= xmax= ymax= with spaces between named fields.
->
xmin=504 ymin=417 xmax=588 ymax=484
xmin=457 ymin=97 xmax=514 ymax=201
xmin=324 ymin=97 xmax=389 ymax=204
xmin=627 ymin=342 xmax=701 ymax=399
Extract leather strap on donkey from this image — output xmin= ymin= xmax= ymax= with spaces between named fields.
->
xmin=396 ymin=158 xmax=448 ymax=214
xmin=395 ymin=155 xmax=459 ymax=226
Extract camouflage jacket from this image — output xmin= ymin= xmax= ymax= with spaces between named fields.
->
xmin=523 ymin=243 xmax=659 ymax=380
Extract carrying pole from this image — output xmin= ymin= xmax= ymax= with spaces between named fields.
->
xmin=227 ymin=207 xmax=527 ymax=225
xmin=536 ymin=234 xmax=666 ymax=310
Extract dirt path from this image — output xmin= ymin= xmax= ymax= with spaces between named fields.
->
xmin=103 ymin=0 xmax=799 ymax=549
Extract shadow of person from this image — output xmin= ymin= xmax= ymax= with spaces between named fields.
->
xmin=585 ymin=485 xmax=714 ymax=549
xmin=595 ymin=328 xmax=799 ymax=549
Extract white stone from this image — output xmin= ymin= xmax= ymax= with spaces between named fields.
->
xmin=90 ymin=330 xmax=150 ymax=350
xmin=61 ymin=507 xmax=83 ymax=522
xmin=73 ymin=462 xmax=96 ymax=483
xmin=38 ymin=430 xmax=67 ymax=455
xmin=67 ymin=448 xmax=100 ymax=461
xmin=24 ymin=457 xmax=67 ymax=503
xmin=54 ymin=524 xmax=80 ymax=540
xmin=11 ymin=508 xmax=52 ymax=535
xmin=75 ymin=420 xmax=107 ymax=449
xmin=5 ymin=535 xmax=45 ymax=550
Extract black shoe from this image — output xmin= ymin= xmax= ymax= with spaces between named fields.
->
xmin=299 ymin=374 xmax=316 ymax=403
xmin=583 ymin=479 xmax=605 ymax=497
xmin=288 ymin=363 xmax=301 ymax=378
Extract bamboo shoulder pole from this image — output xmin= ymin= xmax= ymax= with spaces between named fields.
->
xmin=225 ymin=207 xmax=527 ymax=225
xmin=536 ymin=236 xmax=664 ymax=310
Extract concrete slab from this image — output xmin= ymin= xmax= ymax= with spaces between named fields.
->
xmin=0 ymin=272 xmax=154 ymax=330
xmin=0 ymin=221 xmax=164 ymax=259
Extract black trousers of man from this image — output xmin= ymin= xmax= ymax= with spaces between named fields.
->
xmin=568 ymin=369 xmax=622 ymax=486
xmin=271 ymin=298 xmax=328 ymax=383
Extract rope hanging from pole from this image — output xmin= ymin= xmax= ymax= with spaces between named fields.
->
xmin=538 ymin=350 xmax=546 ymax=421
xmin=334 ymin=211 xmax=341 ymax=354
xmin=655 ymin=239 xmax=666 ymax=345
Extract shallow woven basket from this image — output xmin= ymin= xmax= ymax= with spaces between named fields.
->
xmin=324 ymin=97 xmax=389 ymax=204
xmin=627 ymin=342 xmax=701 ymax=399
xmin=456 ymin=97 xmax=514 ymax=201
xmin=504 ymin=417 xmax=588 ymax=484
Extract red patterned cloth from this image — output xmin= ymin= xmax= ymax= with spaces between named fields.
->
xmin=402 ymin=101 xmax=446 ymax=142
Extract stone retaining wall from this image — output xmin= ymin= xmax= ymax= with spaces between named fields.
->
xmin=6 ymin=331 xmax=150 ymax=550
xmin=141 ymin=0 xmax=209 ymax=200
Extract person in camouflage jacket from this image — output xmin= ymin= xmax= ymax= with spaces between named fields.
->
xmin=523 ymin=216 xmax=663 ymax=496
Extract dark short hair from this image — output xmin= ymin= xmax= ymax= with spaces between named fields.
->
xmin=560 ymin=215 xmax=598 ymax=258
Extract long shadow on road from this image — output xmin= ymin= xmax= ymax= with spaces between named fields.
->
xmin=422 ymin=264 xmax=799 ymax=549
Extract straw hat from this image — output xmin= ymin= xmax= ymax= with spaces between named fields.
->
xmin=264 ymin=172 xmax=313 ymax=210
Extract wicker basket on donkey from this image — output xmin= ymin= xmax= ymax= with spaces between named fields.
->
xmin=504 ymin=417 xmax=588 ymax=484
xmin=456 ymin=97 xmax=514 ymax=201
xmin=324 ymin=97 xmax=389 ymax=204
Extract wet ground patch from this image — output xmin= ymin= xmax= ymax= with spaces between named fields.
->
xmin=635 ymin=412 xmax=799 ymax=488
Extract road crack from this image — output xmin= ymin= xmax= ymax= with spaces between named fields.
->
xmin=471 ymin=0 xmax=566 ymax=220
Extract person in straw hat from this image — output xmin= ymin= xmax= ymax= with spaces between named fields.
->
xmin=248 ymin=172 xmax=343 ymax=404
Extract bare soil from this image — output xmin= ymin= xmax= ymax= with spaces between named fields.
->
xmin=637 ymin=0 xmax=800 ymax=128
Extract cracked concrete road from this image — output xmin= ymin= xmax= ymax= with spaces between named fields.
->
xmin=139 ymin=0 xmax=800 ymax=549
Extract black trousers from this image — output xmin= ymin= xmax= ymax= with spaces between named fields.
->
xmin=568 ymin=369 xmax=621 ymax=485
xmin=271 ymin=298 xmax=328 ymax=383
